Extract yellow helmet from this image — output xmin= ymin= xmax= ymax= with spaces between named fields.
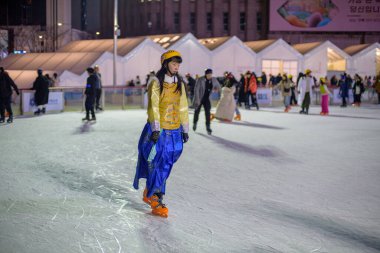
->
xmin=305 ymin=69 xmax=312 ymax=74
xmin=320 ymin=77 xmax=326 ymax=83
xmin=288 ymin=74 xmax=293 ymax=79
xmin=161 ymin=50 xmax=182 ymax=65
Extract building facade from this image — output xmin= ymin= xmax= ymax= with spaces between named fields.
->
xmin=100 ymin=0 xmax=267 ymax=41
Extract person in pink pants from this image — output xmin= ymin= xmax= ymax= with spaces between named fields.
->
xmin=319 ymin=77 xmax=330 ymax=116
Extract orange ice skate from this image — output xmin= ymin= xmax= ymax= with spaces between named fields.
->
xmin=150 ymin=194 xmax=168 ymax=218
xmin=234 ymin=114 xmax=241 ymax=121
xmin=142 ymin=188 xmax=151 ymax=205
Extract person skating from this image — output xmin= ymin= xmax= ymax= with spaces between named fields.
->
xmin=289 ymin=74 xmax=297 ymax=105
xmin=0 ymin=67 xmax=19 ymax=123
xmin=82 ymin=68 xmax=98 ymax=121
xmin=94 ymin=65 xmax=103 ymax=111
xmin=339 ymin=73 xmax=349 ymax=107
xmin=298 ymin=69 xmax=314 ymax=114
xmin=193 ymin=68 xmax=220 ymax=135
xmin=214 ymin=73 xmax=238 ymax=122
xmin=280 ymin=74 xmax=291 ymax=112
xmin=352 ymin=74 xmax=365 ymax=107
xmin=374 ymin=73 xmax=380 ymax=104
xmin=243 ymin=71 xmax=259 ymax=110
xmin=185 ymin=73 xmax=196 ymax=105
xmin=31 ymin=69 xmax=50 ymax=115
xmin=319 ymin=77 xmax=330 ymax=116
xmin=133 ymin=50 xmax=189 ymax=218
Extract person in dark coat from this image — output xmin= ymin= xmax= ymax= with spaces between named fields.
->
xmin=352 ymin=74 xmax=365 ymax=106
xmin=261 ymin=71 xmax=267 ymax=87
xmin=83 ymin=67 xmax=98 ymax=121
xmin=339 ymin=73 xmax=349 ymax=107
xmin=31 ymin=69 xmax=50 ymax=115
xmin=0 ymin=67 xmax=19 ymax=123
xmin=192 ymin=68 xmax=221 ymax=135
xmin=94 ymin=65 xmax=103 ymax=111
xmin=238 ymin=74 xmax=245 ymax=106
xmin=185 ymin=73 xmax=196 ymax=104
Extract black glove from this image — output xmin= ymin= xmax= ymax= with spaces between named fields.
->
xmin=150 ymin=131 xmax=160 ymax=143
xmin=182 ymin=132 xmax=189 ymax=143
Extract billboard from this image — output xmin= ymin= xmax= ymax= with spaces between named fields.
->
xmin=270 ymin=0 xmax=380 ymax=32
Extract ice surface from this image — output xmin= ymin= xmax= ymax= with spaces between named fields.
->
xmin=1 ymin=105 xmax=380 ymax=253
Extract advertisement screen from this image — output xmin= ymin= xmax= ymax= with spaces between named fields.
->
xmin=270 ymin=0 xmax=380 ymax=32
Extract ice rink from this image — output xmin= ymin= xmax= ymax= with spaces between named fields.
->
xmin=1 ymin=105 xmax=380 ymax=253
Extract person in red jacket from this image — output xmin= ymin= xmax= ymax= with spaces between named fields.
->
xmin=243 ymin=71 xmax=259 ymax=110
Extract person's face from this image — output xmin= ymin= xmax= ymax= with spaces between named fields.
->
xmin=94 ymin=67 xmax=99 ymax=73
xmin=168 ymin=61 xmax=180 ymax=74
xmin=206 ymin=73 xmax=212 ymax=80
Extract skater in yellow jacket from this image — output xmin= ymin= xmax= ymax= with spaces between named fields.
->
xmin=133 ymin=50 xmax=189 ymax=217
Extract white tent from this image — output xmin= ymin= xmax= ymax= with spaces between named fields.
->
xmin=293 ymin=41 xmax=351 ymax=79
xmin=59 ymin=37 xmax=164 ymax=86
xmin=122 ymin=38 xmax=164 ymax=84
xmin=344 ymin=42 xmax=380 ymax=78
xmin=199 ymin=36 xmax=256 ymax=77
xmin=150 ymin=33 xmax=212 ymax=76
xmin=6 ymin=70 xmax=61 ymax=89
xmin=0 ymin=52 xmax=113 ymax=88
xmin=245 ymin=39 xmax=303 ymax=78
xmin=58 ymin=51 xmax=124 ymax=87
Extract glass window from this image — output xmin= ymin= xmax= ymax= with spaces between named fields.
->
xmin=207 ymin=12 xmax=212 ymax=31
xmin=223 ymin=12 xmax=229 ymax=32
xmin=240 ymin=12 xmax=246 ymax=31
xmin=257 ymin=12 xmax=262 ymax=31
xmin=190 ymin=12 xmax=196 ymax=31
xmin=174 ymin=12 xmax=180 ymax=32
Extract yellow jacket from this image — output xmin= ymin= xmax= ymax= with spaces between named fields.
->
xmin=147 ymin=76 xmax=189 ymax=133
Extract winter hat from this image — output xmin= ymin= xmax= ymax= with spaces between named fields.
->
xmin=37 ymin=69 xmax=43 ymax=75
xmin=205 ymin=68 xmax=213 ymax=75
xmin=161 ymin=50 xmax=182 ymax=65
xmin=87 ymin=67 xmax=95 ymax=73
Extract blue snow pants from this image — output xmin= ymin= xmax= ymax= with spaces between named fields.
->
xmin=133 ymin=123 xmax=183 ymax=198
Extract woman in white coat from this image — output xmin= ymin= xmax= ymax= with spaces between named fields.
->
xmin=214 ymin=74 xmax=237 ymax=122
xmin=298 ymin=70 xmax=314 ymax=114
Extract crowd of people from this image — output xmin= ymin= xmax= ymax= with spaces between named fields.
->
xmin=1 ymin=62 xmax=380 ymax=125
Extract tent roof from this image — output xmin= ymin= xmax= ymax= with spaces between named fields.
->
xmin=244 ymin=40 xmax=277 ymax=53
xmin=0 ymin=52 xmax=104 ymax=75
xmin=6 ymin=70 xmax=62 ymax=89
xmin=58 ymin=37 xmax=146 ymax=56
xmin=343 ymin=44 xmax=372 ymax=56
xmin=148 ymin=33 xmax=186 ymax=49
xmin=198 ymin=37 xmax=231 ymax=50
xmin=292 ymin=42 xmax=323 ymax=55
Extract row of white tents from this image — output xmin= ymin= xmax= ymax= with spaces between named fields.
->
xmin=0 ymin=33 xmax=379 ymax=89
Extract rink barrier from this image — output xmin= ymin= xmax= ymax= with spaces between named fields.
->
xmin=12 ymin=86 xmax=378 ymax=115
xmin=16 ymin=86 xmax=147 ymax=115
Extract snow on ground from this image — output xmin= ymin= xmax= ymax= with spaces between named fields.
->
xmin=0 ymin=105 xmax=380 ymax=253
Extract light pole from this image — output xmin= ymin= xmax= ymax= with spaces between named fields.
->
xmin=113 ymin=0 xmax=119 ymax=87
